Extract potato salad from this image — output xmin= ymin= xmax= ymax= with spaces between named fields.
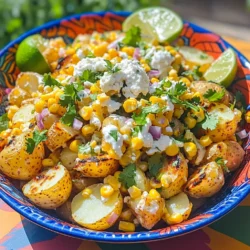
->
xmin=0 ymin=24 xmax=247 ymax=232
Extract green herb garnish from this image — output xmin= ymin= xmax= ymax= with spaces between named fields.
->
xmin=118 ymin=163 xmax=136 ymax=188
xmin=26 ymin=130 xmax=47 ymax=154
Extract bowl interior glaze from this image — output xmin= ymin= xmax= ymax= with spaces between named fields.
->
xmin=0 ymin=11 xmax=250 ymax=243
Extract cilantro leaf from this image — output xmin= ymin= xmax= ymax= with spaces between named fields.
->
xmin=109 ymin=130 xmax=118 ymax=141
xmin=215 ymin=157 xmax=230 ymax=173
xmin=131 ymin=126 xmax=142 ymax=137
xmin=171 ymin=96 xmax=200 ymax=111
xmin=204 ymin=89 xmax=225 ymax=102
xmin=79 ymin=69 xmax=103 ymax=83
xmin=201 ymin=113 xmax=218 ymax=130
xmin=148 ymin=153 xmax=164 ymax=178
xmin=172 ymin=82 xmax=187 ymax=96
xmin=60 ymin=104 xmax=77 ymax=126
xmin=85 ymin=50 xmax=96 ymax=58
xmin=118 ymin=163 xmax=136 ymax=188
xmin=0 ymin=113 xmax=9 ymax=132
xmin=78 ymin=142 xmax=94 ymax=155
xmin=43 ymin=73 xmax=61 ymax=87
xmin=104 ymin=60 xmax=120 ymax=74
xmin=122 ymin=26 xmax=141 ymax=47
xmin=26 ymin=130 xmax=47 ymax=154
xmin=181 ymin=66 xmax=202 ymax=81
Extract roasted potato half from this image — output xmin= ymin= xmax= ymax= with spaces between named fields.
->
xmin=184 ymin=162 xmax=224 ymax=198
xmin=0 ymin=132 xmax=44 ymax=180
xmin=16 ymin=72 xmax=41 ymax=95
xmin=74 ymin=154 xmax=119 ymax=178
xmin=71 ymin=183 xmax=123 ymax=230
xmin=46 ymin=122 xmax=78 ymax=151
xmin=160 ymin=153 xmax=188 ymax=199
xmin=12 ymin=104 xmax=36 ymax=125
xmin=162 ymin=192 xmax=192 ymax=225
xmin=22 ymin=164 xmax=72 ymax=209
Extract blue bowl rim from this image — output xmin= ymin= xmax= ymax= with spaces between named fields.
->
xmin=0 ymin=10 xmax=250 ymax=243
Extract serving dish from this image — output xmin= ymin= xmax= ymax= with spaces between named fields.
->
xmin=0 ymin=11 xmax=250 ymax=243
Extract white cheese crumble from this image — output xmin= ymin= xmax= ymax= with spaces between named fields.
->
xmin=146 ymin=135 xmax=172 ymax=155
xmin=90 ymin=112 xmax=101 ymax=130
xmin=138 ymin=118 xmax=153 ymax=148
xmin=73 ymin=57 xmax=107 ymax=76
xmin=161 ymin=95 xmax=174 ymax=111
xmin=76 ymin=49 xmax=84 ymax=59
xmin=98 ymin=94 xmax=121 ymax=113
xmin=102 ymin=124 xmax=124 ymax=158
xmin=100 ymin=59 xmax=150 ymax=98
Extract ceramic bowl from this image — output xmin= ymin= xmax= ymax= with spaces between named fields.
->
xmin=0 ymin=11 xmax=250 ymax=243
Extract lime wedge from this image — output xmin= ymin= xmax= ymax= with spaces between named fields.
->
xmin=123 ymin=7 xmax=183 ymax=43
xmin=204 ymin=48 xmax=237 ymax=88
xmin=16 ymin=34 xmax=51 ymax=74
xmin=179 ymin=46 xmax=214 ymax=65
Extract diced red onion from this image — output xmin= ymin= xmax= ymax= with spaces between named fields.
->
xmin=73 ymin=118 xmax=83 ymax=130
xmin=147 ymin=70 xmax=160 ymax=78
xmin=236 ymin=129 xmax=249 ymax=139
xmin=107 ymin=212 xmax=119 ymax=225
xmin=36 ymin=113 xmax=44 ymax=130
xmin=5 ymin=88 xmax=12 ymax=95
xmin=133 ymin=48 xmax=140 ymax=60
xmin=149 ymin=126 xmax=161 ymax=140
xmin=107 ymin=36 xmax=124 ymax=50
xmin=41 ymin=108 xmax=50 ymax=118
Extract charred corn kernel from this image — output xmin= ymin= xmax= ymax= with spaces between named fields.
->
xmin=165 ymin=144 xmax=179 ymax=156
xmin=69 ymin=140 xmax=81 ymax=153
xmin=100 ymin=184 xmax=114 ymax=198
xmin=123 ymin=98 xmax=137 ymax=113
xmin=35 ymin=100 xmax=46 ymax=113
xmin=108 ymin=48 xmax=118 ymax=58
xmin=147 ymin=113 xmax=155 ymax=121
xmin=42 ymin=158 xmax=54 ymax=167
xmin=167 ymin=213 xmax=183 ymax=225
xmin=165 ymin=45 xmax=174 ymax=51
xmin=131 ymin=137 xmax=144 ymax=150
xmin=121 ymin=47 xmax=135 ymax=56
xmin=114 ymin=171 xmax=122 ymax=179
xmin=90 ymin=84 xmax=101 ymax=94
xmin=81 ymin=124 xmax=95 ymax=136
xmin=150 ymin=178 xmax=162 ymax=189
xmin=184 ymin=142 xmax=197 ymax=158
xmin=82 ymin=188 xmax=92 ymax=198
xmin=119 ymin=221 xmax=135 ymax=232
xmin=148 ymin=189 xmax=161 ymax=199
xmin=128 ymin=185 xmax=141 ymax=199
xmin=169 ymin=49 xmax=177 ymax=56
xmin=48 ymin=98 xmax=57 ymax=107
xmin=57 ymin=106 xmax=66 ymax=115
xmin=199 ymin=135 xmax=212 ymax=147
xmin=104 ymin=175 xmax=121 ymax=190
xmin=120 ymin=209 xmax=133 ymax=222
xmin=93 ymin=43 xmax=108 ymax=57
xmin=79 ymin=106 xmax=93 ymax=120
xmin=184 ymin=116 xmax=197 ymax=129
xmin=245 ymin=111 xmax=250 ymax=123
xmin=92 ymin=102 xmax=102 ymax=113
xmin=153 ymin=114 xmax=169 ymax=127
xmin=180 ymin=77 xmax=191 ymax=87
xmin=90 ymin=140 xmax=97 ymax=148
xmin=151 ymin=77 xmax=159 ymax=83
xmin=174 ymin=108 xmax=184 ymax=118
xmin=11 ymin=128 xmax=21 ymax=136
xmin=142 ymin=63 xmax=150 ymax=72
xmin=149 ymin=96 xmax=165 ymax=105
xmin=174 ymin=54 xmax=182 ymax=64
xmin=49 ymin=103 xmax=60 ymax=113
xmin=138 ymin=161 xmax=148 ymax=172
xmin=97 ymin=93 xmax=110 ymax=103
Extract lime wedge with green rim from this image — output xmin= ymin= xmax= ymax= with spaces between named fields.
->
xmin=16 ymin=34 xmax=51 ymax=74
xmin=204 ymin=48 xmax=237 ymax=88
xmin=123 ymin=7 xmax=183 ymax=43
xmin=179 ymin=46 xmax=214 ymax=65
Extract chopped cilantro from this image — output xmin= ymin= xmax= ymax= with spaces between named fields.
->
xmin=79 ymin=69 xmax=103 ymax=83
xmin=60 ymin=104 xmax=77 ymax=126
xmin=171 ymin=96 xmax=200 ymax=111
xmin=78 ymin=142 xmax=94 ymax=155
xmin=122 ymin=26 xmax=141 ymax=47
xmin=181 ymin=66 xmax=202 ymax=81
xmin=109 ymin=130 xmax=118 ymax=141
xmin=85 ymin=50 xmax=96 ymax=58
xmin=215 ymin=157 xmax=230 ymax=173
xmin=43 ymin=73 xmax=61 ymax=87
xmin=90 ymin=94 xmax=97 ymax=101
xmin=26 ymin=130 xmax=47 ymax=154
xmin=162 ymin=79 xmax=172 ymax=88
xmin=118 ymin=163 xmax=136 ymax=188
xmin=201 ymin=113 xmax=218 ymax=130
xmin=131 ymin=126 xmax=142 ymax=137
xmin=104 ymin=59 xmax=120 ymax=74
xmin=0 ymin=113 xmax=9 ymax=132
xmin=204 ymin=89 xmax=225 ymax=102
xmin=148 ymin=153 xmax=164 ymax=178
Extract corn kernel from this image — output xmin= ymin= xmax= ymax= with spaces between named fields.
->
xmin=97 ymin=93 xmax=110 ymax=103
xmin=90 ymin=140 xmax=97 ymax=148
xmin=100 ymin=184 xmax=114 ymax=198
xmin=79 ymin=106 xmax=93 ymax=120
xmin=169 ymin=49 xmax=177 ymax=56
xmin=93 ymin=43 xmax=108 ymax=57
xmin=123 ymin=98 xmax=137 ymax=113
xmin=49 ymin=103 xmax=60 ymax=113
xmin=0 ymin=130 xmax=10 ymax=138
xmin=168 ymin=69 xmax=178 ymax=78
xmin=121 ymin=47 xmax=135 ymax=56
xmin=174 ymin=54 xmax=182 ymax=64
xmin=114 ymin=171 xmax=122 ymax=179
xmin=42 ymin=158 xmax=54 ymax=167
xmin=78 ymin=152 xmax=86 ymax=160
xmin=245 ymin=111 xmax=250 ymax=123
xmin=8 ymin=121 xmax=12 ymax=128
xmin=149 ymin=96 xmax=165 ymax=106
xmin=184 ymin=116 xmax=197 ymax=129
xmin=150 ymin=178 xmax=162 ymax=189
xmin=104 ymin=175 xmax=121 ymax=190
xmin=191 ymin=108 xmax=205 ymax=122
xmin=120 ymin=209 xmax=133 ymax=222
xmin=55 ymin=91 xmax=63 ymax=102
xmin=177 ymin=38 xmax=185 ymax=46
xmin=119 ymin=221 xmax=135 ymax=232
xmin=82 ymin=188 xmax=92 ymax=198
xmin=108 ymin=149 xmax=119 ymax=159
xmin=7 ymin=110 xmax=14 ymax=119
xmin=180 ymin=77 xmax=191 ymax=87
xmin=120 ymin=126 xmax=131 ymax=135
xmin=174 ymin=108 xmax=184 ymax=118
xmin=131 ymin=137 xmax=144 ymax=150
xmin=138 ymin=161 xmax=148 ymax=172
xmin=199 ymin=135 xmax=212 ymax=147
xmin=41 ymin=91 xmax=56 ymax=101
xmin=147 ymin=113 xmax=155 ymax=122
xmin=57 ymin=106 xmax=66 ymax=116
xmin=81 ymin=124 xmax=95 ymax=136
xmin=48 ymin=98 xmax=56 ymax=107
xmin=151 ymin=77 xmax=159 ymax=83
xmin=166 ymin=213 xmax=183 ymax=225
xmin=35 ymin=100 xmax=46 ymax=113
xmin=184 ymin=142 xmax=197 ymax=158
xmin=44 ymin=86 xmax=53 ymax=93
xmin=153 ymin=114 xmax=169 ymax=127
xmin=128 ymin=185 xmax=141 ymax=199
xmin=90 ymin=84 xmax=101 ymax=94
xmin=108 ymin=48 xmax=118 ymax=58
xmin=69 ymin=140 xmax=81 ymax=153
xmin=139 ymin=99 xmax=149 ymax=107
xmin=165 ymin=45 xmax=174 ymax=51
xmin=9 ymin=105 xmax=19 ymax=114
xmin=165 ymin=144 xmax=179 ymax=156
xmin=11 ymin=128 xmax=21 ymax=136
xmin=142 ymin=63 xmax=150 ymax=72
xmin=148 ymin=189 xmax=161 ymax=199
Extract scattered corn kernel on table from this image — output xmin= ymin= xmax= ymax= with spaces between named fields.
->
xmin=1 ymin=37 xmax=250 ymax=250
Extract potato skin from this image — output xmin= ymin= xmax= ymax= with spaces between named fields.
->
xmin=45 ymin=122 xmax=78 ymax=151
xmin=0 ymin=133 xmax=44 ymax=180
xmin=160 ymin=153 xmax=188 ymax=199
xmin=184 ymin=162 xmax=224 ymax=198
xmin=74 ymin=154 xmax=119 ymax=178
xmin=191 ymin=81 xmax=232 ymax=106
xmin=22 ymin=164 xmax=72 ymax=209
